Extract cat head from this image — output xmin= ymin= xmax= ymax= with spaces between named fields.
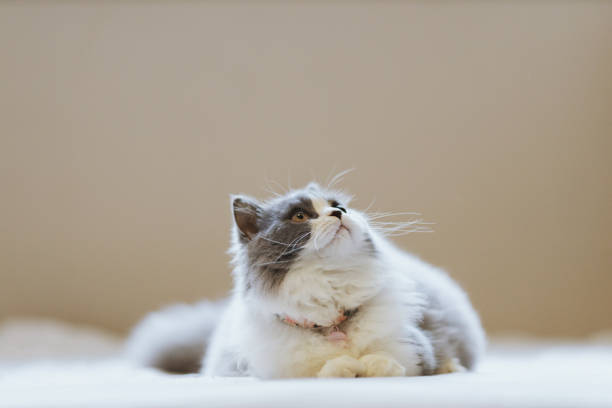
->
xmin=229 ymin=182 xmax=377 ymax=293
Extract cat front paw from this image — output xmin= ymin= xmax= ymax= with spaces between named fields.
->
xmin=435 ymin=357 xmax=466 ymax=374
xmin=317 ymin=355 xmax=365 ymax=378
xmin=359 ymin=353 xmax=406 ymax=377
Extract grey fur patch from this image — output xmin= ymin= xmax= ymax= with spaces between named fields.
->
xmin=125 ymin=300 xmax=225 ymax=374
xmin=417 ymin=282 xmax=484 ymax=371
xmin=152 ymin=344 xmax=204 ymax=374
xmin=244 ymin=194 xmax=318 ymax=291
xmin=232 ymin=185 xmax=368 ymax=292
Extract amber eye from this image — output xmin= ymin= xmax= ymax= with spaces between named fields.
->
xmin=291 ymin=210 xmax=309 ymax=223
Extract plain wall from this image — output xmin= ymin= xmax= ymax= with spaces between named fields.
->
xmin=1 ymin=1 xmax=611 ymax=337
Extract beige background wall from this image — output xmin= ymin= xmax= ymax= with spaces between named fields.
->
xmin=1 ymin=1 xmax=611 ymax=337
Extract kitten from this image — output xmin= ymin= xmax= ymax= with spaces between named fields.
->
xmin=126 ymin=182 xmax=485 ymax=378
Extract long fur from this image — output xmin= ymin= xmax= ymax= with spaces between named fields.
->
xmin=125 ymin=300 xmax=225 ymax=373
xmin=126 ymin=182 xmax=486 ymax=378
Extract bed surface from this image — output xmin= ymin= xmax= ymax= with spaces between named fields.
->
xmin=1 ymin=319 xmax=611 ymax=408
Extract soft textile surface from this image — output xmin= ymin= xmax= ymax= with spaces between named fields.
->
xmin=1 ymin=320 xmax=611 ymax=408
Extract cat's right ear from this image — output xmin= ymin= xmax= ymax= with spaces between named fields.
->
xmin=231 ymin=195 xmax=262 ymax=241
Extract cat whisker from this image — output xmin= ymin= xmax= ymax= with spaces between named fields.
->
xmin=366 ymin=211 xmax=422 ymax=220
xmin=262 ymin=186 xmax=283 ymax=198
xmin=264 ymin=178 xmax=289 ymax=196
xmin=362 ymin=197 xmax=377 ymax=214
xmin=369 ymin=215 xmax=435 ymax=236
xmin=369 ymin=220 xmax=429 ymax=226
xmin=259 ymin=236 xmax=305 ymax=247
xmin=273 ymin=232 xmax=311 ymax=262
xmin=371 ymin=225 xmax=435 ymax=236
xmin=327 ymin=168 xmax=355 ymax=189
xmin=252 ymin=259 xmax=296 ymax=267
xmin=324 ymin=165 xmax=338 ymax=187
xmin=287 ymin=171 xmax=293 ymax=191
xmin=277 ymin=240 xmax=309 ymax=258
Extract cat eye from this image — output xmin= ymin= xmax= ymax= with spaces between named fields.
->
xmin=290 ymin=209 xmax=309 ymax=223
xmin=330 ymin=200 xmax=347 ymax=213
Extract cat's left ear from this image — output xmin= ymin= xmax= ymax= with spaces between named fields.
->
xmin=231 ymin=195 xmax=262 ymax=241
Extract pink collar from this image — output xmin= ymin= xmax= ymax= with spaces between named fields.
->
xmin=276 ymin=308 xmax=359 ymax=343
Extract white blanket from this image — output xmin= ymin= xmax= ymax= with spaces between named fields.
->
xmin=1 ymin=320 xmax=611 ymax=408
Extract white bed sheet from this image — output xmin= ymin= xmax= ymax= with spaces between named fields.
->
xmin=1 ymin=319 xmax=611 ymax=408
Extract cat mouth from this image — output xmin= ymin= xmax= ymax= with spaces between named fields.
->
xmin=315 ymin=222 xmax=351 ymax=251
xmin=333 ymin=224 xmax=350 ymax=239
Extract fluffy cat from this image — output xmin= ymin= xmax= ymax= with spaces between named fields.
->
xmin=126 ymin=182 xmax=485 ymax=378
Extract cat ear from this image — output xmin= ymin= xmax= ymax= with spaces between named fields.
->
xmin=231 ymin=195 xmax=262 ymax=241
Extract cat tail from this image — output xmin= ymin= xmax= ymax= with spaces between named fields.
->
xmin=124 ymin=299 xmax=226 ymax=373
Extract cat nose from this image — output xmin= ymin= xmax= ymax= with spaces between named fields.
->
xmin=330 ymin=210 xmax=343 ymax=220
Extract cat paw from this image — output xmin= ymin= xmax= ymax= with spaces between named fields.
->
xmin=435 ymin=357 xmax=466 ymax=374
xmin=317 ymin=355 xmax=366 ymax=378
xmin=359 ymin=353 xmax=406 ymax=377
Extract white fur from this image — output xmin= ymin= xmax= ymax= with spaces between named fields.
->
xmin=203 ymin=200 xmax=484 ymax=378
xmin=127 ymin=187 xmax=486 ymax=378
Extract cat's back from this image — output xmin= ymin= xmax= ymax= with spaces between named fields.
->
xmin=381 ymin=239 xmax=486 ymax=370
